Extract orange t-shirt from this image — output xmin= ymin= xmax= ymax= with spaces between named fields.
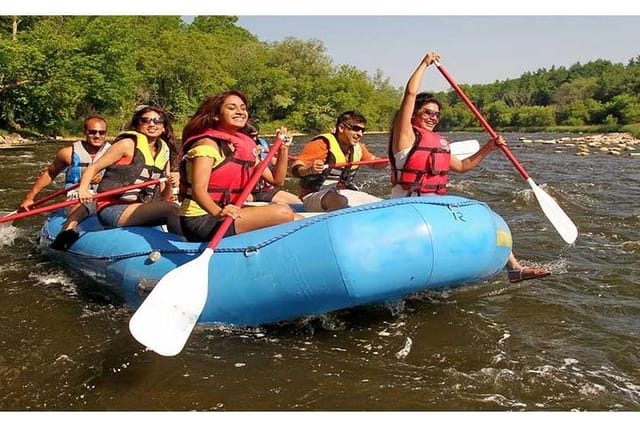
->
xmin=296 ymin=138 xmax=377 ymax=164
xmin=296 ymin=138 xmax=378 ymax=197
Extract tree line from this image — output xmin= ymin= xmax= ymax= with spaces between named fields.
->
xmin=1 ymin=16 xmax=639 ymax=137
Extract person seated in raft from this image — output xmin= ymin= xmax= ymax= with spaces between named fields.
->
xmin=239 ymin=119 xmax=300 ymax=205
xmin=62 ymin=105 xmax=182 ymax=246
xmin=18 ymin=116 xmax=112 ymax=250
xmin=178 ymin=90 xmax=301 ymax=243
xmin=387 ymin=51 xmax=551 ymax=284
xmin=289 ymin=110 xmax=388 ymax=212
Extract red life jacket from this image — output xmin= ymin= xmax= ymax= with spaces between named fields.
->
xmin=179 ymin=129 xmax=257 ymax=207
xmin=390 ymin=126 xmax=450 ymax=195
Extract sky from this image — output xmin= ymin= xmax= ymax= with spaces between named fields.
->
xmin=4 ymin=1 xmax=640 ymax=93
xmin=235 ymin=15 xmax=640 ymax=92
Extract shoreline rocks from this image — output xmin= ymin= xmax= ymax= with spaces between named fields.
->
xmin=0 ymin=133 xmax=35 ymax=146
xmin=519 ymin=132 xmax=638 ymax=157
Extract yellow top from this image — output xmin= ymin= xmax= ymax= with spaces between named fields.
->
xmin=179 ymin=144 xmax=225 ymax=217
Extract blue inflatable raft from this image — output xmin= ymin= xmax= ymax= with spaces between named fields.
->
xmin=38 ymin=195 xmax=512 ymax=326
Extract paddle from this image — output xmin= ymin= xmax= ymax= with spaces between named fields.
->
xmin=0 ymin=179 xmax=165 ymax=224
xmin=327 ymin=139 xmax=480 ymax=169
xmin=0 ymin=183 xmax=82 ymax=227
xmin=289 ymin=139 xmax=479 ymax=166
xmin=331 ymin=158 xmax=389 ymax=168
xmin=450 ymin=139 xmax=480 ymax=160
xmin=129 ymin=134 xmax=287 ymax=357
xmin=435 ymin=60 xmax=578 ymax=245
xmin=28 ymin=183 xmax=81 ymax=209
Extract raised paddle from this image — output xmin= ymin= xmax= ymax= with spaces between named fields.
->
xmin=434 ymin=60 xmax=578 ymax=245
xmin=129 ymin=134 xmax=287 ymax=357
xmin=0 ymin=179 xmax=165 ymax=224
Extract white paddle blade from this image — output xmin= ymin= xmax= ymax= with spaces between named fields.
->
xmin=527 ymin=178 xmax=578 ymax=245
xmin=450 ymin=139 xmax=480 ymax=160
xmin=129 ymin=248 xmax=213 ymax=356
xmin=0 ymin=210 xmax=17 ymax=229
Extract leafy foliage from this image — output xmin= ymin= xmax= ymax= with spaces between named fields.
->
xmin=0 ymin=16 xmax=638 ymax=136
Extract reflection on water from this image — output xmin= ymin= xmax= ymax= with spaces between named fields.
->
xmin=0 ymin=133 xmax=639 ymax=410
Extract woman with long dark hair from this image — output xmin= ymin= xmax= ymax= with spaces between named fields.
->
xmin=178 ymin=90 xmax=298 ymax=242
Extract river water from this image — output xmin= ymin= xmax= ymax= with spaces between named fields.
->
xmin=0 ymin=132 xmax=638 ymax=412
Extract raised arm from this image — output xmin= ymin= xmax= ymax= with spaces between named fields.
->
xmin=391 ymin=52 xmax=441 ymax=156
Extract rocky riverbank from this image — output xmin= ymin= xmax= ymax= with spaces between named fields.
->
xmin=519 ymin=132 xmax=640 ymax=157
xmin=0 ymin=133 xmax=36 ymax=146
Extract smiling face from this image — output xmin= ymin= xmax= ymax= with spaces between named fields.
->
xmin=215 ymin=95 xmax=248 ymax=131
xmin=83 ymin=117 xmax=107 ymax=149
xmin=337 ymin=120 xmax=366 ymax=148
xmin=412 ymin=101 xmax=441 ymax=131
xmin=136 ymin=111 xmax=166 ymax=141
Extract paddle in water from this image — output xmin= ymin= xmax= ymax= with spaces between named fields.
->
xmin=129 ymin=134 xmax=287 ymax=356
xmin=435 ymin=60 xmax=578 ymax=245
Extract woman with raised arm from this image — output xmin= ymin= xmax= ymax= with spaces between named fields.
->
xmin=388 ymin=52 xmax=550 ymax=283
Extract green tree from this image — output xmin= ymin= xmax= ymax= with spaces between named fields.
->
xmin=512 ymin=105 xmax=556 ymax=127
xmin=484 ymin=100 xmax=513 ymax=128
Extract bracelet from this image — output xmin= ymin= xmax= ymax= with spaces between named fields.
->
xmin=291 ymin=164 xmax=303 ymax=178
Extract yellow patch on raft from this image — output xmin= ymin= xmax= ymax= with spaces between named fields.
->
xmin=496 ymin=229 xmax=513 ymax=249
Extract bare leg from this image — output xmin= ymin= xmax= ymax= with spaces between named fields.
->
xmin=233 ymin=204 xmax=296 ymax=234
xmin=60 ymin=204 xmax=90 ymax=232
xmin=506 ymin=252 xmax=551 ymax=283
xmin=506 ymin=252 xmax=522 ymax=270
xmin=51 ymin=204 xmax=91 ymax=250
xmin=118 ymin=201 xmax=182 ymax=235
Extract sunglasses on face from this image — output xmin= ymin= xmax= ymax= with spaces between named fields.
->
xmin=420 ymin=108 xmax=441 ymax=119
xmin=139 ymin=116 xmax=165 ymax=125
xmin=87 ymin=130 xmax=106 ymax=136
xmin=342 ymin=122 xmax=366 ymax=133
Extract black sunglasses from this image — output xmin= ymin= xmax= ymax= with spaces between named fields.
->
xmin=341 ymin=122 xmax=366 ymax=133
xmin=140 ymin=116 xmax=165 ymax=125
xmin=87 ymin=130 xmax=107 ymax=136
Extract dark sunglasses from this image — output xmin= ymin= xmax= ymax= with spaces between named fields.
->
xmin=87 ymin=129 xmax=107 ymax=136
xmin=341 ymin=122 xmax=366 ymax=133
xmin=420 ymin=108 xmax=441 ymax=119
xmin=140 ymin=116 xmax=165 ymax=125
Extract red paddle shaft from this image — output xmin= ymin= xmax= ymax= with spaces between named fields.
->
xmin=207 ymin=136 xmax=285 ymax=250
xmin=0 ymin=179 xmax=165 ymax=224
xmin=435 ymin=61 xmax=530 ymax=180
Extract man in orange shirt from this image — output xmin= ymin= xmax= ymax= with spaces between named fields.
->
xmin=290 ymin=111 xmax=387 ymax=212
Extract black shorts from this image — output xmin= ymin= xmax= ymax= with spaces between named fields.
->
xmin=180 ymin=214 xmax=236 ymax=242
xmin=251 ymin=187 xmax=281 ymax=202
